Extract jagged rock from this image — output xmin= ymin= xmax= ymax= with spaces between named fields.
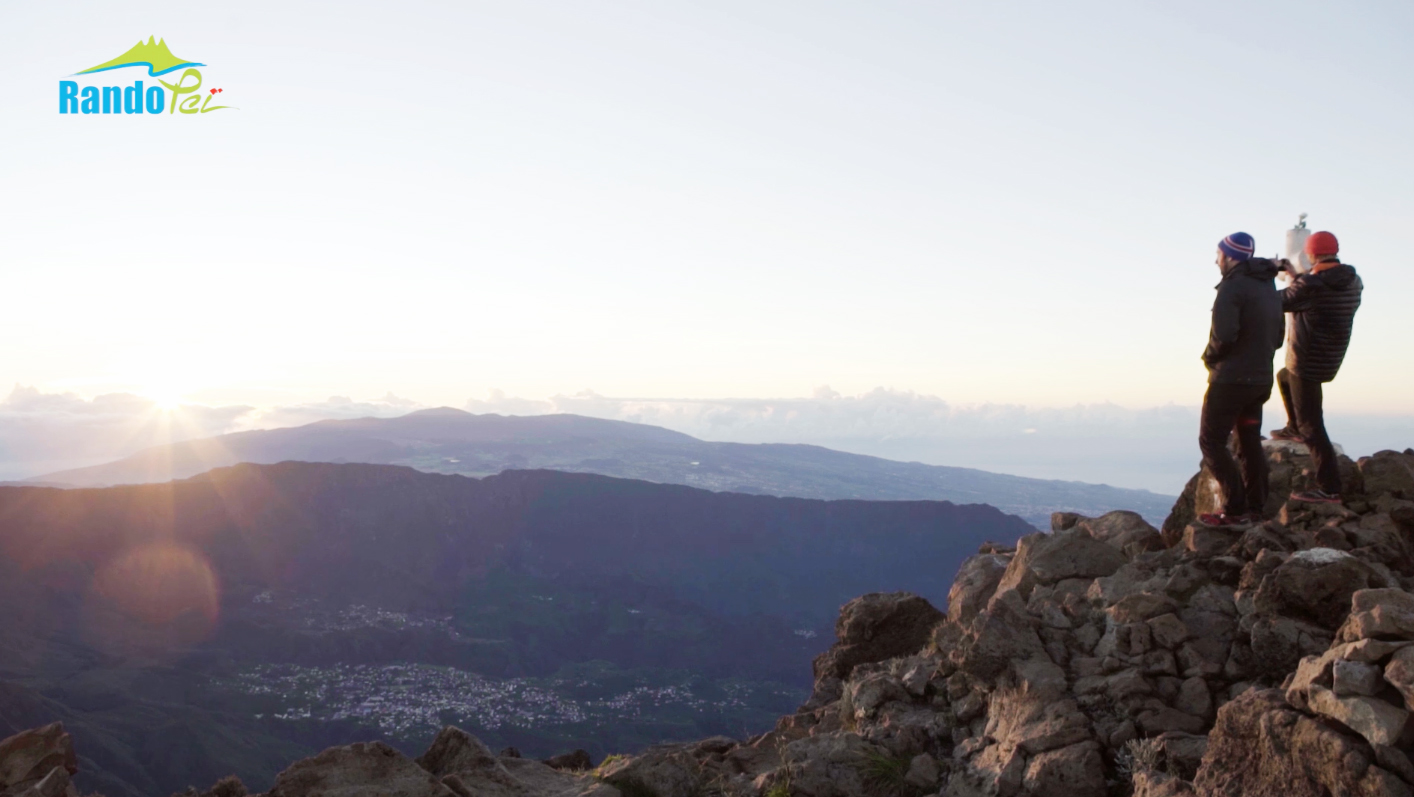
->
xmin=1182 ymin=524 xmax=1241 ymax=558
xmin=171 ymin=775 xmax=248 ymax=797
xmin=1174 ymin=677 xmax=1211 ymax=718
xmin=1339 ymin=589 xmax=1414 ymax=642
xmin=1334 ymin=658 xmax=1384 ymax=696
xmin=0 ymin=723 xmax=78 ymax=791
xmin=771 ymin=732 xmax=882 ymax=797
xmin=413 ymin=726 xmax=527 ymax=795
xmin=498 ymin=748 xmax=522 ymax=759
xmin=847 ymin=672 xmax=908 ymax=721
xmin=1078 ymin=511 xmax=1165 ymax=557
xmin=1110 ymin=593 xmax=1180 ymax=624
xmin=904 ymin=753 xmax=940 ymax=790
xmin=949 ymin=553 xmax=1011 ymax=625
xmin=597 ymin=745 xmax=704 ymax=797
xmin=1135 ymin=702 xmax=1205 ymax=735
xmin=812 ymin=592 xmax=944 ymax=682
xmin=1162 ymin=474 xmax=1201 ymax=547
xmin=1347 ymin=638 xmax=1414 ymax=662
xmin=995 ymin=528 xmax=1127 ymax=601
xmin=542 ymin=750 xmax=592 ymax=772
xmin=1021 ymin=740 xmax=1104 ymax=797
xmin=1250 ymin=615 xmax=1331 ymax=677
xmin=952 ymin=590 xmax=1046 ymax=679
xmin=13 ymin=766 xmax=73 ymax=797
xmin=1147 ymin=613 xmax=1190 ymax=649
xmin=1195 ymin=688 xmax=1412 ymax=797
xmin=1384 ymin=646 xmax=1414 ymax=711
xmin=1133 ymin=770 xmax=1197 ymax=797
xmin=266 ymin=741 xmax=453 ymax=797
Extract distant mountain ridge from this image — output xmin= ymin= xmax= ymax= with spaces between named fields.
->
xmin=35 ymin=408 xmax=1174 ymax=527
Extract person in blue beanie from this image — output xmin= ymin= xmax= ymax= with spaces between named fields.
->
xmin=1197 ymin=233 xmax=1285 ymax=527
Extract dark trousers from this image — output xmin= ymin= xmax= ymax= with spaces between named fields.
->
xmin=1277 ymin=367 xmax=1342 ymax=493
xmin=1200 ymin=382 xmax=1272 ymax=516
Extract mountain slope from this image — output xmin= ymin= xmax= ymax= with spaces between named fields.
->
xmin=0 ymin=462 xmax=1035 ymax=795
xmin=35 ymin=408 xmax=1174 ymax=527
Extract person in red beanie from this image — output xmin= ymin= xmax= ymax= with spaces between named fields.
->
xmin=1270 ymin=231 xmax=1363 ymax=503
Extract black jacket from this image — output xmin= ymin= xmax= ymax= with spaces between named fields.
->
xmin=1282 ymin=263 xmax=1362 ymax=383
xmin=1203 ymin=257 xmax=1284 ymax=385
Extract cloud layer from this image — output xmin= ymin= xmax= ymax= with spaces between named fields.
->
xmin=0 ymin=387 xmax=423 ymax=481
xmin=4 ymin=385 xmax=1409 ymax=494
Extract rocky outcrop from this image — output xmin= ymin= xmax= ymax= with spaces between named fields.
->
xmin=0 ymin=723 xmax=80 ymax=797
xmin=13 ymin=442 xmax=1414 ymax=797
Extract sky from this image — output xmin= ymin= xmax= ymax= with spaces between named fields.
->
xmin=1 ymin=1 xmax=1411 ymax=490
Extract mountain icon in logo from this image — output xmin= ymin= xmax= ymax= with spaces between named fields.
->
xmin=78 ymin=36 xmax=204 ymax=77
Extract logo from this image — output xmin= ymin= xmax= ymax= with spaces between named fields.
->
xmin=60 ymin=37 xmax=235 ymax=115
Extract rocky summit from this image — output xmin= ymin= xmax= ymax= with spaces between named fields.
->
xmin=7 ymin=443 xmax=1414 ymax=796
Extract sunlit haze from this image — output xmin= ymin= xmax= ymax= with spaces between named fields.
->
xmin=2 ymin=1 xmax=1412 ymax=489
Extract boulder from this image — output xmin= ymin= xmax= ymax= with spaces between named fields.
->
xmin=1021 ymin=741 xmax=1105 ymax=797
xmin=1252 ymin=548 xmax=1388 ymax=630
xmin=171 ymin=775 xmax=249 ymax=797
xmin=1079 ymin=511 xmax=1165 ymax=557
xmin=1133 ymin=770 xmax=1198 ymax=797
xmin=772 ymin=732 xmax=881 ymax=797
xmin=1147 ymin=613 xmax=1190 ymax=649
xmin=994 ymin=528 xmax=1127 ymax=601
xmin=1306 ymin=684 xmax=1412 ymax=748
xmin=0 ymin=723 xmax=77 ymax=790
xmin=948 ymin=554 xmax=1010 ymax=626
xmin=813 ymin=592 xmax=944 ymax=682
xmin=1384 ymin=646 xmax=1414 ymax=711
xmin=1110 ymin=593 xmax=1180 ymax=624
xmin=1194 ymin=688 xmax=1412 ymax=797
xmin=543 ymin=750 xmax=593 ymax=771
xmin=1334 ymin=658 xmax=1383 ymax=697
xmin=1339 ymin=589 xmax=1414 ymax=642
xmin=15 ymin=766 xmax=73 ymax=797
xmin=952 ymin=590 xmax=1047 ymax=679
xmin=904 ymin=753 xmax=941 ymax=790
xmin=1361 ymin=451 xmax=1414 ymax=500
xmin=597 ymin=746 xmax=703 ymax=797
xmin=266 ymin=742 xmax=454 ymax=797
xmin=1161 ymin=474 xmax=1201 ymax=547
xmin=1182 ymin=525 xmax=1241 ymax=558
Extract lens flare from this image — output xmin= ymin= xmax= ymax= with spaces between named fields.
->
xmin=85 ymin=543 xmax=220 ymax=655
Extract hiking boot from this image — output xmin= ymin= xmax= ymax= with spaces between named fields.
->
xmin=1291 ymin=490 xmax=1341 ymax=504
xmin=1269 ymin=427 xmax=1304 ymax=443
xmin=1198 ymin=513 xmax=1252 ymax=528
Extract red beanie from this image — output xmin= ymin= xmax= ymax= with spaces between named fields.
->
xmin=1305 ymin=231 xmax=1339 ymax=258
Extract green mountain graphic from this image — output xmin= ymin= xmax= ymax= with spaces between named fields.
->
xmin=78 ymin=36 xmax=204 ymax=77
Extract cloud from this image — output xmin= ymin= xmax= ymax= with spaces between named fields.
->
xmin=238 ymin=393 xmax=424 ymax=429
xmin=464 ymin=387 xmax=1204 ymax=491
xmin=0 ymin=385 xmax=253 ymax=480
xmin=465 ymin=387 xmax=1414 ymax=493
xmin=0 ymin=387 xmax=424 ymax=482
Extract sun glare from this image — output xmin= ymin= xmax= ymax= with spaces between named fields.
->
xmin=146 ymin=388 xmax=186 ymax=412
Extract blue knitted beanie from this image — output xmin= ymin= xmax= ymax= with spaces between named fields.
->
xmin=1218 ymin=232 xmax=1255 ymax=261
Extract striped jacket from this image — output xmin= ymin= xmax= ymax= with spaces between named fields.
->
xmin=1283 ymin=263 xmax=1363 ymax=383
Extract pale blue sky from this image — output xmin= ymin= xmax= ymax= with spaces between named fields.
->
xmin=2 ymin=1 xmax=1411 ymax=419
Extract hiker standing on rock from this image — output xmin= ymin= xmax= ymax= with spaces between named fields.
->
xmin=1198 ymin=232 xmax=1285 ymax=527
xmin=1269 ymin=230 xmax=1363 ymax=504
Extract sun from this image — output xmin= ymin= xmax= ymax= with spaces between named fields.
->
xmin=145 ymin=387 xmax=187 ymax=412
